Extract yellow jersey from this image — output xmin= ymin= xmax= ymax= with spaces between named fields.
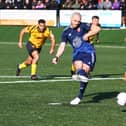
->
xmin=89 ymin=35 xmax=95 ymax=44
xmin=89 ymin=23 xmax=101 ymax=44
xmin=25 ymin=25 xmax=52 ymax=48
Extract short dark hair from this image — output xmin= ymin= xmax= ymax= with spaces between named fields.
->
xmin=38 ymin=19 xmax=46 ymax=24
xmin=92 ymin=16 xmax=99 ymax=20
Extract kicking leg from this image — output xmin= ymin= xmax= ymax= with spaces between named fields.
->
xmin=70 ymin=61 xmax=90 ymax=105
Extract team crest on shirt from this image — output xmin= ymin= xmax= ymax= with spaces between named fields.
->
xmin=68 ymin=33 xmax=72 ymax=36
xmin=73 ymin=36 xmax=82 ymax=48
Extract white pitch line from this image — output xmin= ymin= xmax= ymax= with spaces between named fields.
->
xmin=0 ymin=76 xmax=30 ymax=78
xmin=95 ymin=45 xmax=126 ymax=49
xmin=0 ymin=76 xmax=123 ymax=80
xmin=1 ymin=42 xmax=126 ymax=49
xmin=0 ymin=75 xmax=71 ymax=79
xmin=0 ymin=77 xmax=123 ymax=84
xmin=48 ymin=103 xmax=62 ymax=105
xmin=89 ymin=77 xmax=123 ymax=80
xmin=0 ymin=79 xmax=73 ymax=84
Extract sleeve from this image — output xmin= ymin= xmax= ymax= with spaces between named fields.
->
xmin=61 ymin=31 xmax=68 ymax=44
xmin=82 ymin=22 xmax=91 ymax=32
xmin=44 ymin=28 xmax=52 ymax=37
xmin=25 ymin=25 xmax=36 ymax=33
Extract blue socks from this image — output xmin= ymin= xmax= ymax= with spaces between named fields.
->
xmin=77 ymin=69 xmax=88 ymax=99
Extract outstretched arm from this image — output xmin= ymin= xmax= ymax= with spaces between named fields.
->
xmin=83 ymin=25 xmax=101 ymax=41
xmin=52 ymin=42 xmax=66 ymax=64
xmin=49 ymin=33 xmax=56 ymax=54
xmin=18 ymin=27 xmax=27 ymax=48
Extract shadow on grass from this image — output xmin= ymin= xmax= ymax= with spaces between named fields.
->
xmin=122 ymin=109 xmax=126 ymax=112
xmin=37 ymin=72 xmax=123 ymax=80
xmin=92 ymin=73 xmax=123 ymax=78
xmin=84 ymin=91 xmax=119 ymax=103
xmin=37 ymin=74 xmax=71 ymax=80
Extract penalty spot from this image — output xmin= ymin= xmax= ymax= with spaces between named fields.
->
xmin=48 ymin=102 xmax=62 ymax=105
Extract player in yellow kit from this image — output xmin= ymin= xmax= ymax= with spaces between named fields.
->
xmin=71 ymin=16 xmax=101 ymax=76
xmin=16 ymin=19 xmax=56 ymax=80
xmin=89 ymin=16 xmax=101 ymax=44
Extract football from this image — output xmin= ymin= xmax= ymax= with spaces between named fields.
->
xmin=117 ymin=92 xmax=126 ymax=106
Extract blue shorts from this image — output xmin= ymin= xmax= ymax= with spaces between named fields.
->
xmin=72 ymin=52 xmax=96 ymax=71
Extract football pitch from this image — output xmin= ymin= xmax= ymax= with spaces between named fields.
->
xmin=0 ymin=26 xmax=126 ymax=126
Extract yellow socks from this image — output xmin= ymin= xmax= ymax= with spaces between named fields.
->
xmin=31 ymin=64 xmax=37 ymax=75
xmin=71 ymin=64 xmax=76 ymax=72
xmin=19 ymin=62 xmax=27 ymax=69
xmin=18 ymin=63 xmax=37 ymax=76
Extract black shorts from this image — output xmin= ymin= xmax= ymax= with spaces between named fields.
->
xmin=26 ymin=42 xmax=42 ymax=56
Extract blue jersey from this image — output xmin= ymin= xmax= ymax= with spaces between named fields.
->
xmin=61 ymin=22 xmax=95 ymax=57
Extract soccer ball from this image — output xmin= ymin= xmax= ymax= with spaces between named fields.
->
xmin=117 ymin=92 xmax=126 ymax=106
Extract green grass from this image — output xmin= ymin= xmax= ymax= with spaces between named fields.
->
xmin=0 ymin=26 xmax=126 ymax=126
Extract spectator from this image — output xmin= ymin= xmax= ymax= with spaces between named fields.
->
xmin=56 ymin=0 xmax=62 ymax=9
xmin=44 ymin=0 xmax=50 ymax=9
xmin=32 ymin=0 xmax=37 ymax=9
xmin=35 ymin=0 xmax=46 ymax=9
xmin=49 ymin=0 xmax=58 ymax=9
xmin=5 ymin=0 xmax=14 ymax=9
xmin=71 ymin=0 xmax=81 ymax=9
xmin=80 ymin=0 xmax=88 ymax=9
xmin=62 ymin=0 xmax=73 ymax=9
xmin=112 ymin=0 xmax=120 ymax=10
xmin=120 ymin=0 xmax=126 ymax=28
xmin=0 ymin=0 xmax=6 ymax=8
xmin=93 ymin=0 xmax=98 ymax=7
xmin=14 ymin=0 xmax=24 ymax=9
xmin=87 ymin=0 xmax=97 ymax=9
xmin=103 ymin=0 xmax=112 ymax=9
xmin=97 ymin=0 xmax=104 ymax=9
xmin=24 ymin=0 xmax=32 ymax=9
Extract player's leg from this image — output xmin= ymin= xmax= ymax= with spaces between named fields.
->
xmin=20 ymin=56 xmax=32 ymax=69
xmin=77 ymin=63 xmax=90 ymax=99
xmin=70 ymin=52 xmax=96 ymax=105
xmin=31 ymin=49 xmax=40 ymax=80
xmin=70 ymin=63 xmax=76 ymax=76
xmin=76 ymin=53 xmax=96 ymax=101
xmin=16 ymin=56 xmax=33 ymax=76
xmin=26 ymin=42 xmax=41 ymax=80
xmin=70 ymin=60 xmax=89 ymax=105
xmin=16 ymin=42 xmax=35 ymax=76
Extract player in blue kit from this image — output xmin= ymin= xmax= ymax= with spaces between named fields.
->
xmin=52 ymin=12 xmax=101 ymax=105
xmin=70 ymin=15 xmax=101 ymax=76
